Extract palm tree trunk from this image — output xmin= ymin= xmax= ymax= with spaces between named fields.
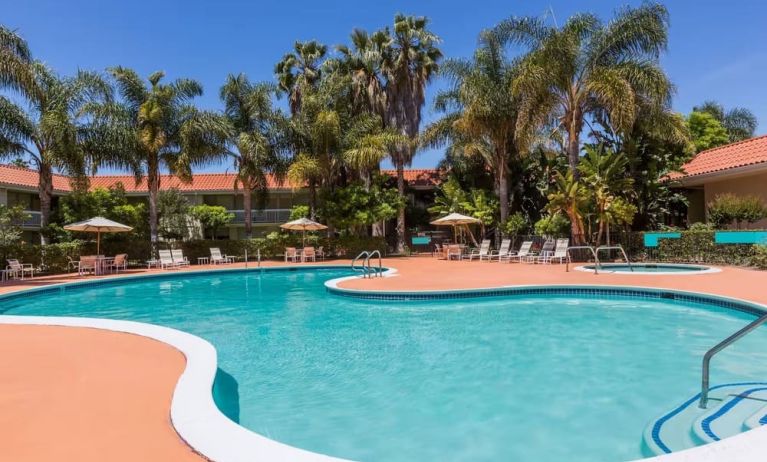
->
xmin=395 ymin=158 xmax=406 ymax=254
xmin=498 ymin=159 xmax=509 ymax=234
xmin=567 ymin=108 xmax=583 ymax=180
xmin=38 ymin=162 xmax=53 ymax=245
xmin=148 ymin=166 xmax=159 ymax=251
xmin=243 ymin=186 xmax=253 ymax=239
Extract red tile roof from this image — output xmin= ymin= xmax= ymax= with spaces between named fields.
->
xmin=669 ymin=135 xmax=767 ymax=180
xmin=0 ymin=165 xmax=441 ymax=194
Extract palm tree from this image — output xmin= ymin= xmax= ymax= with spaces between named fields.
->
xmin=275 ymin=40 xmax=328 ymax=115
xmin=546 ymin=170 xmax=589 ymax=243
xmin=220 ymin=74 xmax=289 ymax=238
xmin=383 ymin=15 xmax=442 ymax=253
xmin=423 ymin=31 xmax=543 ymax=230
xmin=693 ymin=100 xmax=758 ymax=143
xmin=89 ymin=68 xmax=229 ymax=248
xmin=0 ymin=25 xmax=35 ymax=97
xmin=493 ymin=3 xmax=672 ymax=178
xmin=0 ymin=63 xmax=111 ymax=243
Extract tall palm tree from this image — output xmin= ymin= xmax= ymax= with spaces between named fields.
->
xmin=0 ymin=63 xmax=111 ymax=243
xmin=693 ymin=100 xmax=758 ymax=143
xmin=275 ymin=40 xmax=327 ymax=115
xmin=0 ymin=25 xmax=35 ymax=97
xmin=423 ymin=31 xmax=543 ymax=230
xmin=88 ymin=68 xmax=229 ymax=248
xmin=546 ymin=170 xmax=588 ymax=243
xmin=220 ymin=74 xmax=289 ymax=238
xmin=493 ymin=3 xmax=672 ymax=178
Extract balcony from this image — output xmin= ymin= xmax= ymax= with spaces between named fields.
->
xmin=19 ymin=211 xmax=42 ymax=228
xmin=228 ymin=209 xmax=291 ymax=224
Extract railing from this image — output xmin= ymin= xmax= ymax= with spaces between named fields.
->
xmin=351 ymin=250 xmax=383 ymax=278
xmin=596 ymin=245 xmax=633 ymax=272
xmin=228 ymin=209 xmax=291 ymax=224
xmin=699 ymin=312 xmax=767 ymax=408
xmin=566 ymin=246 xmax=599 ymax=274
xmin=15 ymin=210 xmax=41 ymax=228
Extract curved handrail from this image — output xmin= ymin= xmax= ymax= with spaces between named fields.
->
xmin=699 ymin=312 xmax=767 ymax=408
xmin=351 ymin=251 xmax=370 ymax=278
xmin=365 ymin=250 xmax=383 ymax=278
xmin=566 ymin=246 xmax=599 ymax=274
xmin=596 ymin=245 xmax=633 ymax=272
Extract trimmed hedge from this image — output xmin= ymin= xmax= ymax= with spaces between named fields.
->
xmin=656 ymin=231 xmax=756 ymax=265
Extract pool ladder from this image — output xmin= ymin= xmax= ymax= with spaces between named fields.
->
xmin=351 ymin=250 xmax=383 ymax=278
xmin=565 ymin=244 xmax=633 ymax=274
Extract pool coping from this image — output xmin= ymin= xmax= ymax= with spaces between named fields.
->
xmin=2 ymin=265 xmax=767 ymax=462
xmin=573 ymin=263 xmax=722 ymax=275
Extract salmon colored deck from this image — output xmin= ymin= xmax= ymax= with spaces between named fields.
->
xmin=1 ymin=257 xmax=766 ymax=462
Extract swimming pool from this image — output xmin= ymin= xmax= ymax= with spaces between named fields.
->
xmin=577 ymin=263 xmax=718 ymax=274
xmin=2 ymin=267 xmax=766 ymax=462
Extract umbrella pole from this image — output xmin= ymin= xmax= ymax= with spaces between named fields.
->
xmin=97 ymin=230 xmax=100 ymax=255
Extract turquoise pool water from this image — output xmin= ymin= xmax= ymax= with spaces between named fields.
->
xmin=2 ymin=268 xmax=767 ymax=462
xmin=583 ymin=263 xmax=712 ymax=273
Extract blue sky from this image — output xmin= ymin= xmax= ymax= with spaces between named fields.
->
xmin=3 ymin=0 xmax=766 ymax=172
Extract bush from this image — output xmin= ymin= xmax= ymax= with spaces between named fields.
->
xmin=707 ymin=194 xmax=767 ymax=229
xmin=751 ymin=245 xmax=767 ymax=270
xmin=657 ymin=230 xmax=755 ymax=265
xmin=534 ymin=213 xmax=570 ymax=238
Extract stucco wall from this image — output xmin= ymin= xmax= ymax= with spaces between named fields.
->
xmin=704 ymin=171 xmax=767 ymax=228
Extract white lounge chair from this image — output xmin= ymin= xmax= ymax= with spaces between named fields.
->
xmin=158 ymin=250 xmax=179 ymax=270
xmin=6 ymin=259 xmax=34 ymax=279
xmin=210 ymin=247 xmax=229 ymax=264
xmin=526 ymin=239 xmax=555 ymax=264
xmin=542 ymin=239 xmax=570 ymax=264
xmin=171 ymin=249 xmax=190 ymax=267
xmin=490 ymin=239 xmax=512 ymax=262
xmin=502 ymin=241 xmax=534 ymax=263
xmin=468 ymin=239 xmax=492 ymax=261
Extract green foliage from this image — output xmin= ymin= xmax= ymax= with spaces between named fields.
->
xmin=694 ymin=101 xmax=758 ymax=143
xmin=0 ymin=205 xmax=29 ymax=247
xmin=157 ymin=189 xmax=190 ymax=240
xmin=657 ymin=230 xmax=755 ymax=265
xmin=687 ymin=111 xmax=730 ymax=152
xmin=534 ymin=213 xmax=570 ymax=238
xmin=190 ymin=205 xmax=234 ymax=239
xmin=751 ymin=245 xmax=767 ymax=270
xmin=502 ymin=212 xmax=528 ymax=236
xmin=428 ymin=176 xmax=467 ymax=216
xmin=707 ymin=194 xmax=767 ymax=229
xmin=320 ymin=177 xmax=401 ymax=234
xmin=289 ymin=205 xmax=310 ymax=220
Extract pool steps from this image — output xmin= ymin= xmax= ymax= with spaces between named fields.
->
xmin=642 ymin=383 xmax=767 ymax=456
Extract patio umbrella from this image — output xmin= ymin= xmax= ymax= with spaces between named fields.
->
xmin=430 ymin=213 xmax=481 ymax=243
xmin=280 ymin=217 xmax=328 ymax=246
xmin=64 ymin=216 xmax=133 ymax=254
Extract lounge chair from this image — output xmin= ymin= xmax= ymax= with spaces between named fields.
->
xmin=6 ymin=259 xmax=34 ymax=280
xmin=158 ymin=250 xmax=179 ymax=270
xmin=502 ymin=241 xmax=534 ymax=263
xmin=285 ymin=247 xmax=299 ymax=263
xmin=490 ymin=239 xmax=512 ymax=262
xmin=542 ymin=239 xmax=570 ymax=264
xmin=77 ymin=255 xmax=97 ymax=276
xmin=468 ymin=239 xmax=492 ymax=261
xmin=525 ymin=239 xmax=555 ymax=264
xmin=210 ymin=247 xmax=228 ymax=265
xmin=302 ymin=246 xmax=316 ymax=262
xmin=171 ymin=249 xmax=190 ymax=267
xmin=446 ymin=244 xmax=462 ymax=260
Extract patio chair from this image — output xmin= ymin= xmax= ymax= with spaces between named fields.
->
xmin=210 ymin=247 xmax=228 ymax=265
xmin=490 ymin=239 xmax=512 ymax=262
xmin=468 ymin=239 xmax=492 ymax=261
xmin=526 ymin=239 xmax=555 ymax=264
xmin=6 ymin=259 xmax=34 ymax=280
xmin=446 ymin=244 xmax=462 ymax=261
xmin=316 ymin=246 xmax=325 ymax=260
xmin=171 ymin=249 xmax=190 ymax=267
xmin=502 ymin=241 xmax=534 ymax=263
xmin=107 ymin=254 xmax=128 ymax=273
xmin=544 ymin=239 xmax=570 ymax=264
xmin=302 ymin=246 xmax=316 ymax=262
xmin=433 ymin=243 xmax=445 ymax=259
xmin=285 ymin=247 xmax=300 ymax=263
xmin=77 ymin=255 xmax=98 ymax=276
xmin=158 ymin=250 xmax=179 ymax=270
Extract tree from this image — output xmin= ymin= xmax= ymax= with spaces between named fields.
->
xmin=220 ymin=74 xmax=289 ymax=238
xmin=157 ymin=188 xmax=190 ymax=241
xmin=0 ymin=63 xmax=111 ymax=243
xmin=275 ymin=40 xmax=327 ymax=115
xmin=0 ymin=25 xmax=35 ymax=97
xmin=190 ymin=204 xmax=234 ymax=239
xmin=88 ymin=68 xmax=229 ymax=249
xmin=694 ymin=100 xmax=757 ymax=143
xmin=56 ymin=184 xmax=148 ymax=241
xmin=320 ymin=175 xmax=400 ymax=236
xmin=546 ymin=170 xmax=589 ymax=243
xmin=0 ymin=205 xmax=29 ymax=247
xmin=494 ymin=3 xmax=672 ymax=177
xmin=687 ymin=111 xmax=730 ymax=152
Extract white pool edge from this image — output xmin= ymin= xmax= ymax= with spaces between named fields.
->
xmin=573 ymin=263 xmax=722 ymax=275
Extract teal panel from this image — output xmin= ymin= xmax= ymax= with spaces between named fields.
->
xmin=714 ymin=231 xmax=767 ymax=244
xmin=644 ymin=232 xmax=681 ymax=248
xmin=411 ymin=236 xmax=431 ymax=245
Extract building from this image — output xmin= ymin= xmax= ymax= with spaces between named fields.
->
xmin=0 ymin=164 xmax=441 ymax=241
xmin=669 ymin=135 xmax=767 ymax=228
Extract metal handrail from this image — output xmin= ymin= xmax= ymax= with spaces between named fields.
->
xmin=566 ymin=246 xmax=599 ymax=274
xmin=699 ymin=312 xmax=767 ymax=408
xmin=596 ymin=245 xmax=633 ymax=272
xmin=364 ymin=250 xmax=383 ymax=278
xmin=351 ymin=251 xmax=370 ymax=278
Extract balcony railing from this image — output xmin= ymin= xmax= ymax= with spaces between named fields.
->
xmin=19 ymin=211 xmax=42 ymax=228
xmin=228 ymin=209 xmax=291 ymax=224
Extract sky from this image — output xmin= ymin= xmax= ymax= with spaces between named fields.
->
xmin=3 ymin=0 xmax=766 ymax=172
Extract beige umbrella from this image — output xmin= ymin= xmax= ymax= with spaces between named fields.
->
xmin=280 ymin=217 xmax=328 ymax=246
xmin=430 ymin=213 xmax=481 ymax=244
xmin=64 ymin=216 xmax=133 ymax=254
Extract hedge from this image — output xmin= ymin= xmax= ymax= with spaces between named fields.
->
xmin=655 ymin=231 xmax=756 ymax=265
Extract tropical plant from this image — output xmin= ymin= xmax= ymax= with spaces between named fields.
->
xmin=546 ymin=170 xmax=589 ymax=243
xmin=157 ymin=188 xmax=190 ymax=241
xmin=0 ymin=205 xmax=30 ymax=247
xmin=275 ymin=40 xmax=327 ymax=115
xmin=686 ymin=111 xmax=729 ymax=152
xmin=190 ymin=204 xmax=234 ymax=239
xmin=534 ymin=213 xmax=570 ymax=238
xmin=87 ymin=68 xmax=229 ymax=248
xmin=427 ymin=176 xmax=468 ymax=216
xmin=707 ymin=193 xmax=767 ymax=229
xmin=0 ymin=25 xmax=35 ymax=96
xmin=320 ymin=176 xmax=401 ymax=235
xmin=694 ymin=100 xmax=758 ymax=143
xmin=220 ymin=74 xmax=289 ymax=237
xmin=493 ymin=3 xmax=672 ymax=177
xmin=0 ymin=62 xmax=112 ymax=243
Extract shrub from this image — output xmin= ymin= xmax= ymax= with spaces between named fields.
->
xmin=534 ymin=213 xmax=570 ymax=238
xmin=707 ymin=194 xmax=767 ymax=229
xmin=657 ymin=230 xmax=755 ymax=265
xmin=751 ymin=245 xmax=767 ymax=270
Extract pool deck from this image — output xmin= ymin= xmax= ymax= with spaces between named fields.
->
xmin=1 ymin=257 xmax=767 ymax=461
